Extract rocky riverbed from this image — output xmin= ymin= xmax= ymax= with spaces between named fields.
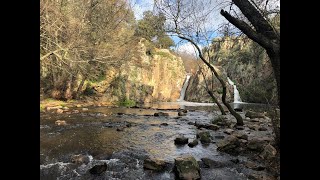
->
xmin=40 ymin=102 xmax=279 ymax=180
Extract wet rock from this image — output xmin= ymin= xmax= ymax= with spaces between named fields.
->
xmin=234 ymin=108 xmax=243 ymax=112
xmin=117 ymin=112 xmax=124 ymax=115
xmin=235 ymin=125 xmax=245 ymax=130
xmin=204 ymin=124 xmax=219 ymax=130
xmin=143 ymin=158 xmax=167 ymax=171
xmin=201 ymin=158 xmax=225 ymax=168
xmin=248 ymin=125 xmax=258 ymax=130
xmin=245 ymin=161 xmax=259 ymax=169
xmin=174 ymin=155 xmax=200 ymax=180
xmin=195 ymin=123 xmax=219 ymax=131
xmin=82 ymin=108 xmax=89 ymax=111
xmin=62 ymin=106 xmax=69 ymax=110
xmin=197 ymin=131 xmax=211 ymax=144
xmin=46 ymin=106 xmax=63 ymax=111
xmin=174 ymin=136 xmax=188 ymax=145
xmin=187 ymin=122 xmax=195 ymax=125
xmin=247 ymin=139 xmax=267 ymax=152
xmin=259 ymin=144 xmax=277 ymax=160
xmin=56 ymin=109 xmax=64 ymax=114
xmin=224 ymin=129 xmax=234 ymax=135
xmin=211 ymin=115 xmax=231 ymax=127
xmin=160 ymin=123 xmax=169 ymax=126
xmin=188 ymin=139 xmax=198 ymax=148
xmin=258 ymin=127 xmax=268 ymax=131
xmin=178 ymin=111 xmax=187 ymax=116
xmin=217 ymin=135 xmax=241 ymax=155
xmin=89 ymin=163 xmax=107 ymax=175
xmin=116 ymin=127 xmax=125 ymax=131
xmin=245 ymin=111 xmax=265 ymax=119
xmin=250 ymin=119 xmax=260 ymax=122
xmin=233 ymin=132 xmax=248 ymax=140
xmin=126 ymin=122 xmax=132 ymax=127
xmin=70 ymin=154 xmax=90 ymax=165
xmin=230 ymin=158 xmax=240 ymax=164
xmin=248 ymin=173 xmax=275 ymax=180
xmin=179 ymin=109 xmax=188 ymax=113
xmin=55 ymin=120 xmax=67 ymax=126
xmin=214 ymin=135 xmax=225 ymax=139
xmin=154 ymin=112 xmax=169 ymax=116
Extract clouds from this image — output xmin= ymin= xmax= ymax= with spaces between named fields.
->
xmin=131 ymin=0 xmax=154 ymax=20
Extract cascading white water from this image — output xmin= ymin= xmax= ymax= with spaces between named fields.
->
xmin=227 ymin=77 xmax=242 ymax=103
xmin=178 ymin=74 xmax=191 ymax=101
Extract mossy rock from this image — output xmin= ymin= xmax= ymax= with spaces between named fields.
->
xmin=174 ymin=155 xmax=200 ymax=180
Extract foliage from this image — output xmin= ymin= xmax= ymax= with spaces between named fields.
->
xmin=135 ymin=11 xmax=174 ymax=48
xmin=118 ymin=98 xmax=136 ymax=107
xmin=40 ymin=0 xmax=136 ymax=100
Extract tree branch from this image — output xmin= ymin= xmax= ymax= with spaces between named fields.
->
xmin=220 ymin=9 xmax=275 ymax=50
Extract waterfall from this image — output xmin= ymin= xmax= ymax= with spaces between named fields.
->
xmin=178 ymin=74 xmax=191 ymax=101
xmin=227 ymin=77 xmax=242 ymax=103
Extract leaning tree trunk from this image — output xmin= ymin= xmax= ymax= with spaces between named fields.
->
xmin=178 ymin=35 xmax=244 ymax=126
xmin=220 ymin=0 xmax=280 ymax=106
xmin=266 ymin=50 xmax=280 ymax=106
xmin=74 ymin=76 xmax=87 ymax=99
xmin=198 ymin=66 xmax=226 ymax=115
xmin=208 ymin=90 xmax=226 ymax=115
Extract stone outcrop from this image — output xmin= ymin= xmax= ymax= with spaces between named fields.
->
xmin=89 ymin=39 xmax=186 ymax=104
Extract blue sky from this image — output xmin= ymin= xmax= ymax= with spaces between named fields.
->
xmin=131 ymin=0 xmax=220 ymax=55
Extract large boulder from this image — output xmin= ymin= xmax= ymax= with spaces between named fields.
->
xmin=188 ymin=139 xmax=199 ymax=148
xmin=217 ymin=135 xmax=241 ymax=155
xmin=89 ymin=163 xmax=107 ymax=175
xmin=197 ymin=131 xmax=212 ymax=144
xmin=247 ymin=139 xmax=267 ymax=152
xmin=245 ymin=111 xmax=265 ymax=119
xmin=211 ymin=115 xmax=231 ymax=127
xmin=70 ymin=154 xmax=90 ymax=165
xmin=259 ymin=144 xmax=277 ymax=160
xmin=143 ymin=158 xmax=167 ymax=171
xmin=174 ymin=155 xmax=200 ymax=180
xmin=175 ymin=135 xmax=189 ymax=145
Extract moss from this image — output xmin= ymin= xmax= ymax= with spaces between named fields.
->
xmin=118 ymin=98 xmax=136 ymax=107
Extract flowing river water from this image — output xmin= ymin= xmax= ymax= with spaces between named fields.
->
xmin=40 ymin=102 xmax=274 ymax=180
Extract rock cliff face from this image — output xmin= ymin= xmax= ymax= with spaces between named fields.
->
xmin=90 ymin=39 xmax=186 ymax=104
xmin=185 ymin=36 xmax=277 ymax=104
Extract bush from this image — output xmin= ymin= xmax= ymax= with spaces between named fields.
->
xmin=119 ymin=98 xmax=136 ymax=107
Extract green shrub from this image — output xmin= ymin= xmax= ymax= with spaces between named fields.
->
xmin=119 ymin=98 xmax=136 ymax=107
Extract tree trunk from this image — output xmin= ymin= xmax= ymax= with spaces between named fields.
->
xmin=178 ymin=35 xmax=244 ymax=126
xmin=220 ymin=0 xmax=280 ymax=106
xmin=74 ymin=76 xmax=87 ymax=99
xmin=266 ymin=50 xmax=280 ymax=106
xmin=208 ymin=90 xmax=226 ymax=115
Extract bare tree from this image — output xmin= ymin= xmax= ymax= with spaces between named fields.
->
xmin=155 ymin=0 xmax=244 ymax=125
xmin=220 ymin=0 xmax=280 ymax=106
xmin=40 ymin=0 xmax=136 ymax=99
